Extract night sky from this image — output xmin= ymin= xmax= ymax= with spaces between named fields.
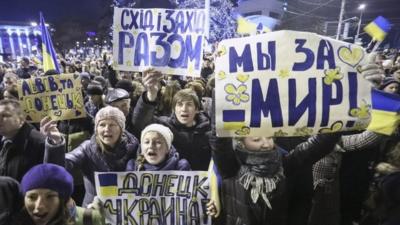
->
xmin=0 ymin=0 xmax=107 ymax=25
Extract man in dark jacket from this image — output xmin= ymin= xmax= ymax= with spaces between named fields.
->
xmin=0 ymin=99 xmax=46 ymax=181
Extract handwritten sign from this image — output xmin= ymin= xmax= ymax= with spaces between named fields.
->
xmin=215 ymin=30 xmax=372 ymax=137
xmin=17 ymin=74 xmax=86 ymax=122
xmin=95 ymin=171 xmax=211 ymax=225
xmin=113 ymin=8 xmax=206 ymax=77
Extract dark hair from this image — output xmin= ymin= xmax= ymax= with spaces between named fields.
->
xmin=171 ymin=88 xmax=200 ymax=111
xmin=158 ymin=80 xmax=181 ymax=116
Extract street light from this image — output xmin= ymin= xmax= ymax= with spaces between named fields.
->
xmin=355 ymin=3 xmax=366 ymax=42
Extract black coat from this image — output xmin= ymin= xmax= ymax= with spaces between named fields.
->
xmin=0 ymin=176 xmax=22 ymax=225
xmin=211 ymin=134 xmax=341 ymax=225
xmin=0 ymin=123 xmax=45 ymax=181
xmin=132 ymin=94 xmax=212 ymax=170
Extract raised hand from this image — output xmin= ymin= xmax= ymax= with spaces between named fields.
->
xmin=40 ymin=116 xmax=62 ymax=145
xmin=142 ymin=68 xmax=163 ymax=102
xmin=359 ymin=52 xmax=385 ymax=87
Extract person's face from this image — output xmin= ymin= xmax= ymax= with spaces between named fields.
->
xmin=4 ymin=77 xmax=17 ymax=88
xmin=89 ymin=95 xmax=102 ymax=105
xmin=96 ymin=119 xmax=122 ymax=148
xmin=110 ymin=99 xmax=130 ymax=117
xmin=141 ymin=131 xmax=169 ymax=165
xmin=0 ymin=104 xmax=24 ymax=138
xmin=393 ymin=70 xmax=400 ymax=81
xmin=243 ymin=137 xmax=275 ymax=151
xmin=24 ymin=189 xmax=61 ymax=225
xmin=383 ymin=83 xmax=399 ymax=94
xmin=3 ymin=90 xmax=17 ymax=100
xmin=120 ymin=72 xmax=133 ymax=81
xmin=174 ymin=100 xmax=198 ymax=127
xmin=81 ymin=78 xmax=90 ymax=90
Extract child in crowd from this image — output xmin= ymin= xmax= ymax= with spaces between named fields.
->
xmin=126 ymin=123 xmax=190 ymax=171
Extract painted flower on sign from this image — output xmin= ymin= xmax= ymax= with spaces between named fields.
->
xmin=225 ymin=83 xmax=249 ymax=105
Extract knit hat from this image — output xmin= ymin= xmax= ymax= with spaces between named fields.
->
xmin=116 ymin=80 xmax=135 ymax=93
xmin=21 ymin=163 xmax=73 ymax=200
xmin=105 ymin=88 xmax=130 ymax=104
xmin=87 ymin=81 xmax=103 ymax=95
xmin=379 ymin=77 xmax=400 ymax=90
xmin=95 ymin=106 xmax=126 ymax=131
xmin=141 ymin=124 xmax=174 ymax=150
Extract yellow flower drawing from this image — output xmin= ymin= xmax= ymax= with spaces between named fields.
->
xmin=225 ymin=83 xmax=250 ymax=105
xmin=278 ymin=69 xmax=290 ymax=78
xmin=323 ymin=67 xmax=343 ymax=85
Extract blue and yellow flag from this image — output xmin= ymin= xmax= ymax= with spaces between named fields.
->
xmin=39 ymin=12 xmax=60 ymax=73
xmin=367 ymin=89 xmax=400 ymax=135
xmin=208 ymin=159 xmax=221 ymax=217
xmin=237 ymin=16 xmax=270 ymax=35
xmin=364 ymin=16 xmax=391 ymax=42
xmin=98 ymin=173 xmax=118 ymax=197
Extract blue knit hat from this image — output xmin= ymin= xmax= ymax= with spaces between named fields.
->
xmin=21 ymin=163 xmax=73 ymax=200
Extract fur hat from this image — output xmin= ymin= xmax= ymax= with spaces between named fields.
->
xmin=95 ymin=106 xmax=126 ymax=131
xmin=21 ymin=163 xmax=73 ymax=200
xmin=141 ymin=124 xmax=174 ymax=150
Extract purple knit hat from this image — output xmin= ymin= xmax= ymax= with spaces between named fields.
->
xmin=21 ymin=163 xmax=74 ymax=200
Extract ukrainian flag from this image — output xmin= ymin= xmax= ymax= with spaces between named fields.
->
xmin=208 ymin=159 xmax=221 ymax=217
xmin=98 ymin=173 xmax=118 ymax=197
xmin=364 ymin=16 xmax=391 ymax=42
xmin=367 ymin=89 xmax=400 ymax=135
xmin=39 ymin=12 xmax=60 ymax=73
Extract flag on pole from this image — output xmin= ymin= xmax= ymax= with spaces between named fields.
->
xmin=367 ymin=89 xmax=400 ymax=135
xmin=208 ymin=159 xmax=221 ymax=217
xmin=40 ymin=12 xmax=60 ymax=73
xmin=364 ymin=16 xmax=391 ymax=42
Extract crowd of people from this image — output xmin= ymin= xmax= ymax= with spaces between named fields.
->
xmin=0 ymin=46 xmax=399 ymax=225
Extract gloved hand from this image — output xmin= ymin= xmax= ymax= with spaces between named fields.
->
xmin=359 ymin=52 xmax=385 ymax=88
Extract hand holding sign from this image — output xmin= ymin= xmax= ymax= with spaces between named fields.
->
xmin=40 ymin=116 xmax=62 ymax=145
xmin=143 ymin=68 xmax=163 ymax=102
xmin=359 ymin=52 xmax=385 ymax=87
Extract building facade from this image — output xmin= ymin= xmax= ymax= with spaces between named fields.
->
xmin=0 ymin=22 xmax=41 ymax=61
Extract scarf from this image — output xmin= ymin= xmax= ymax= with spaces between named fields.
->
xmin=236 ymin=147 xmax=285 ymax=209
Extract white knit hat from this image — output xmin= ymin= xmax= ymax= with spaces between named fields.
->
xmin=95 ymin=106 xmax=126 ymax=131
xmin=141 ymin=124 xmax=174 ymax=150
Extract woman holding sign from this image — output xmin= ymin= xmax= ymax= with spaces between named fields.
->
xmin=42 ymin=106 xmax=139 ymax=207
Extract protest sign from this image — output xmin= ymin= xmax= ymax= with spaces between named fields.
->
xmin=95 ymin=171 xmax=211 ymax=225
xmin=215 ymin=30 xmax=372 ymax=137
xmin=17 ymin=73 xmax=86 ymax=122
xmin=113 ymin=8 xmax=206 ymax=77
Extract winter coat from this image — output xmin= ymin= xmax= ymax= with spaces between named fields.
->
xmin=0 ymin=123 xmax=45 ymax=181
xmin=125 ymin=145 xmax=190 ymax=171
xmin=132 ymin=94 xmax=212 ymax=170
xmin=0 ymin=176 xmax=22 ymax=225
xmin=210 ymin=134 xmax=341 ymax=225
xmin=45 ymin=131 xmax=139 ymax=206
